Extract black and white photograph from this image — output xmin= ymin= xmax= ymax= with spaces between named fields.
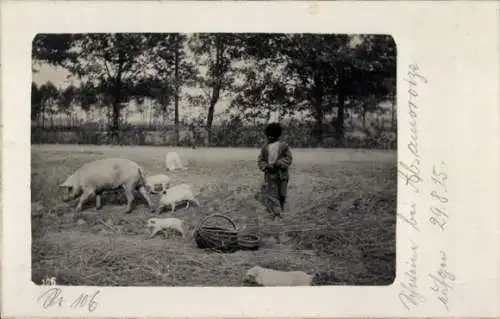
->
xmin=30 ymin=33 xmax=397 ymax=287
xmin=3 ymin=0 xmax=500 ymax=317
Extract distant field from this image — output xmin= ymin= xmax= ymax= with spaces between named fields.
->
xmin=31 ymin=144 xmax=397 ymax=286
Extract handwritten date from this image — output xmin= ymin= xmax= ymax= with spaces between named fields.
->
xmin=429 ymin=163 xmax=449 ymax=231
xmin=37 ymin=287 xmax=100 ymax=312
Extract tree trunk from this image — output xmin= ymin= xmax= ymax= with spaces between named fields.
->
xmin=335 ymin=90 xmax=345 ymax=145
xmin=190 ymin=123 xmax=197 ymax=148
xmin=174 ymin=34 xmax=180 ymax=146
xmin=313 ymin=111 xmax=324 ymax=146
xmin=205 ymin=35 xmax=223 ymax=147
xmin=335 ymin=66 xmax=348 ymax=146
xmin=162 ymin=101 xmax=168 ymax=145
xmin=40 ymin=104 xmax=45 ymax=129
xmin=391 ymin=97 xmax=395 ymax=131
xmin=206 ymin=99 xmax=216 ymax=146
xmin=312 ymin=72 xmax=324 ymax=146
xmin=110 ymin=60 xmax=124 ymax=144
xmin=111 ymin=101 xmax=121 ymax=143
xmin=362 ymin=109 xmax=367 ymax=130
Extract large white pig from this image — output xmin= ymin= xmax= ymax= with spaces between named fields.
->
xmin=59 ymin=158 xmax=155 ymax=214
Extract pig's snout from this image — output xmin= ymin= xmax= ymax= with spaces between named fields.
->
xmin=61 ymin=186 xmax=77 ymax=202
xmin=62 ymin=192 xmax=74 ymax=202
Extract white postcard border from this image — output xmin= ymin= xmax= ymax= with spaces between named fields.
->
xmin=1 ymin=1 xmax=499 ymax=317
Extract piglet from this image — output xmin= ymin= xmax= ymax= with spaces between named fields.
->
xmin=156 ymin=183 xmax=199 ymax=214
xmin=147 ymin=217 xmax=185 ymax=238
xmin=145 ymin=174 xmax=171 ymax=194
xmin=244 ymin=266 xmax=313 ymax=286
xmin=59 ymin=158 xmax=154 ymax=214
xmin=165 ymin=152 xmax=186 ymax=171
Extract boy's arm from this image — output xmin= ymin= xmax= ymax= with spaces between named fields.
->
xmin=274 ymin=144 xmax=293 ymax=169
xmin=257 ymin=147 xmax=268 ymax=171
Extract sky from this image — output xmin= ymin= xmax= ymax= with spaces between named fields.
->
xmin=32 ymin=63 xmax=72 ymax=88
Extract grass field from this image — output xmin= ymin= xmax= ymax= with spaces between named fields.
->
xmin=31 ymin=144 xmax=397 ymax=286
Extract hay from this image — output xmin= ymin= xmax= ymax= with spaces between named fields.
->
xmin=32 ymin=146 xmax=396 ymax=286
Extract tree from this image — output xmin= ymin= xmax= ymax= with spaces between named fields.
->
xmin=32 ymin=34 xmax=79 ymax=68
xmin=187 ymin=34 xmax=241 ymax=146
xmin=144 ymin=33 xmax=195 ymax=145
xmin=31 ymin=82 xmax=41 ymax=121
xmin=59 ymin=33 xmax=150 ymax=140
xmin=31 ymin=81 xmax=59 ymax=125
xmin=231 ymin=60 xmax=291 ymax=121
xmin=231 ymin=33 xmax=397 ymax=145
xmin=344 ymin=34 xmax=397 ymax=133
xmin=232 ymin=33 xmax=351 ymax=144
xmin=58 ymin=84 xmax=78 ymax=114
xmin=173 ymin=35 xmax=181 ymax=144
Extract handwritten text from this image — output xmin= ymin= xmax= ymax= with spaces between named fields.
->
xmin=398 ymin=63 xmax=427 ymax=193
xmin=399 ymin=240 xmax=427 ymax=310
xmin=429 ymin=162 xmax=449 ymax=231
xmin=429 ymin=250 xmax=456 ymax=311
xmin=37 ymin=287 xmax=100 ymax=313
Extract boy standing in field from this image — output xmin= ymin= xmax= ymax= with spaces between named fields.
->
xmin=257 ymin=122 xmax=293 ymax=220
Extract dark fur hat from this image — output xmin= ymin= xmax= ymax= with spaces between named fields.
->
xmin=264 ymin=122 xmax=282 ymax=139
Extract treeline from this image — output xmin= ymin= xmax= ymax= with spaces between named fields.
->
xmin=32 ymin=33 xmax=397 ymax=147
xmin=32 ymin=121 xmax=396 ymax=149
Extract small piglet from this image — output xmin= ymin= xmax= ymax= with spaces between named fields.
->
xmin=145 ymin=174 xmax=171 ymax=194
xmin=59 ymin=158 xmax=154 ymax=214
xmin=147 ymin=217 xmax=185 ymax=238
xmin=156 ymin=183 xmax=199 ymax=214
xmin=244 ymin=266 xmax=313 ymax=286
xmin=165 ymin=152 xmax=186 ymax=171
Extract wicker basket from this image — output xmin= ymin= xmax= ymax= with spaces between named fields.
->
xmin=237 ymin=232 xmax=262 ymax=250
xmin=194 ymin=214 xmax=239 ymax=252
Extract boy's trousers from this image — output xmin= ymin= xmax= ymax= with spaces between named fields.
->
xmin=263 ymin=175 xmax=288 ymax=215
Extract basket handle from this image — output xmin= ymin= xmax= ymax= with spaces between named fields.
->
xmin=199 ymin=213 xmax=237 ymax=230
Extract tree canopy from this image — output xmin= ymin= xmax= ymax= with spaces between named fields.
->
xmin=32 ymin=33 xmax=396 ymax=145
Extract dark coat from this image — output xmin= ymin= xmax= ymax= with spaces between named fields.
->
xmin=257 ymin=141 xmax=293 ymax=181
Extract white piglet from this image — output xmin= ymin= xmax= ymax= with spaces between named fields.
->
xmin=156 ymin=183 xmax=199 ymax=214
xmin=244 ymin=266 xmax=313 ymax=287
xmin=145 ymin=174 xmax=171 ymax=194
xmin=59 ymin=158 xmax=154 ymax=214
xmin=165 ymin=152 xmax=186 ymax=171
xmin=147 ymin=217 xmax=185 ymax=238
